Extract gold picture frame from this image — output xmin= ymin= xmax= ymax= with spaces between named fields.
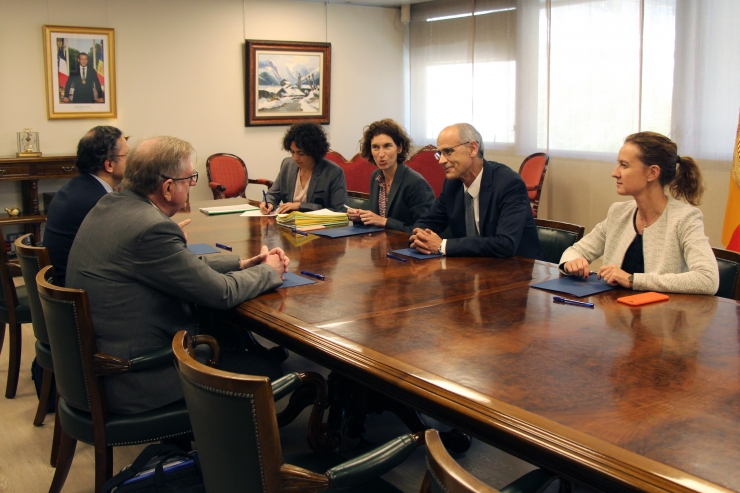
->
xmin=43 ymin=25 xmax=116 ymax=119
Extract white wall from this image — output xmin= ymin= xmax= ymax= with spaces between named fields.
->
xmin=0 ymin=0 xmax=406 ymax=224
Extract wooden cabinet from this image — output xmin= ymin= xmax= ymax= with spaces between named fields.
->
xmin=0 ymin=155 xmax=77 ymax=239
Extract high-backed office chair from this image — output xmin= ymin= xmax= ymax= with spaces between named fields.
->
xmin=535 ymin=218 xmax=585 ymax=265
xmin=421 ymin=429 xmax=557 ymax=493
xmin=172 ymin=330 xmax=423 ymax=493
xmin=14 ymin=234 xmax=61 ymax=463
xmin=36 ymin=265 xmax=215 ymax=493
xmin=712 ymin=247 xmax=740 ymax=300
xmin=207 ymin=153 xmax=274 ymax=200
xmin=0 ymin=226 xmax=30 ymax=399
xmin=325 ymin=149 xmax=376 ymax=194
xmin=406 ymin=145 xmax=445 ymax=197
xmin=518 ymin=153 xmax=549 ymax=218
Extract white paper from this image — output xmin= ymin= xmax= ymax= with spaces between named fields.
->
xmin=240 ymin=209 xmax=276 ymax=217
xmin=199 ymin=203 xmax=258 ymax=214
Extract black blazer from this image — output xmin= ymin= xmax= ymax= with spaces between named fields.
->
xmin=414 ymin=160 xmax=543 ymax=259
xmin=266 ymin=157 xmax=348 ymax=212
xmin=43 ymin=173 xmax=108 ymax=286
xmin=63 ymin=67 xmax=103 ymax=103
xmin=369 ymin=162 xmax=435 ymax=234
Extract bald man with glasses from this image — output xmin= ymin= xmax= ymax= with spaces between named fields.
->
xmin=410 ymin=123 xmax=543 ymax=259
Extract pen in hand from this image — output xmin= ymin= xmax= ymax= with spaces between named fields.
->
xmin=343 ymin=204 xmax=358 ymax=215
xmin=300 ymin=270 xmax=325 ymax=280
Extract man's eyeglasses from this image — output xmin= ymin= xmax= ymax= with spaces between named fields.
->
xmin=161 ymin=170 xmax=198 ymax=184
xmin=434 ymin=141 xmax=471 ymax=160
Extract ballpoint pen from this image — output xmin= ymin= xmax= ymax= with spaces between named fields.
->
xmin=343 ymin=204 xmax=358 ymax=215
xmin=292 ymin=228 xmax=308 ymax=236
xmin=386 ymin=252 xmax=407 ymax=263
xmin=300 ymin=270 xmax=325 ymax=280
xmin=553 ymin=296 xmax=594 ymax=308
xmin=215 ymin=243 xmax=232 ymax=251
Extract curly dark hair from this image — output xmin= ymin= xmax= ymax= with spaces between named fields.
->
xmin=281 ymin=122 xmax=330 ymax=162
xmin=624 ymin=131 xmax=705 ymax=206
xmin=75 ymin=126 xmax=123 ymax=174
xmin=359 ymin=119 xmax=413 ymax=165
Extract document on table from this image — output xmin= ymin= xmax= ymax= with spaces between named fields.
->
xmin=278 ymin=272 xmax=317 ymax=289
xmin=531 ymin=274 xmax=617 ymax=298
xmin=240 ymin=209 xmax=276 ymax=217
xmin=392 ymin=248 xmax=443 ymax=260
xmin=200 ymin=204 xmax=258 ymax=215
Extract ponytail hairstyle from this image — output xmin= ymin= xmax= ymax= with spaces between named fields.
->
xmin=624 ymin=131 xmax=705 ymax=205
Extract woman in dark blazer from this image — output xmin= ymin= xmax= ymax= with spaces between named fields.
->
xmin=260 ymin=122 xmax=347 ymax=213
xmin=348 ymin=119 xmax=435 ymax=233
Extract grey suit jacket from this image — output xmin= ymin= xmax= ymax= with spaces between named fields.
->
xmin=66 ymin=189 xmax=282 ymax=414
xmin=266 ymin=157 xmax=348 ymax=212
xmin=368 ymin=162 xmax=435 ymax=234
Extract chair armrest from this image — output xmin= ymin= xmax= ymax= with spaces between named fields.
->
xmin=500 ymin=469 xmax=557 ymax=493
xmin=248 ymin=178 xmax=274 ymax=189
xmin=7 ymin=262 xmax=22 ymax=277
xmin=272 ymin=373 xmax=302 ymax=401
xmin=325 ymin=432 xmax=424 ymax=489
xmin=208 ymin=182 xmax=227 ymax=193
xmin=526 ymin=185 xmax=542 ymax=192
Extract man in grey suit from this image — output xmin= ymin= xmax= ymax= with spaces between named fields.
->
xmin=67 ymin=136 xmax=290 ymax=414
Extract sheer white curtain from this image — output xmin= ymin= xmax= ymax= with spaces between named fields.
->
xmin=409 ymin=0 xmax=740 ymax=162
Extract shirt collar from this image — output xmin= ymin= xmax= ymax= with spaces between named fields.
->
xmin=90 ymin=173 xmax=113 ymax=193
xmin=464 ymin=168 xmax=483 ymax=199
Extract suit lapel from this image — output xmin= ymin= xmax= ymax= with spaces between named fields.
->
xmin=386 ymin=163 xmax=405 ymax=211
xmin=478 ymin=162 xmax=494 ymax=235
xmin=306 ymin=159 xmax=325 ymax=200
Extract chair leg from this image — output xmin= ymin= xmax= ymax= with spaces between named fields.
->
xmin=94 ymin=445 xmax=113 ymax=493
xmin=50 ymin=393 xmax=60 ymax=467
xmin=48 ymin=429 xmax=76 ymax=493
xmin=5 ymin=322 xmax=22 ymax=398
xmin=0 ymin=321 xmax=6 ymax=354
xmin=34 ymin=369 xmax=54 ymax=426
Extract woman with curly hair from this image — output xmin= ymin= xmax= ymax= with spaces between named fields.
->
xmin=260 ymin=122 xmax=347 ymax=213
xmin=560 ymin=131 xmax=718 ymax=295
xmin=348 ymin=119 xmax=435 ymax=233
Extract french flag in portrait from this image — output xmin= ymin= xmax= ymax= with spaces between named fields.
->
xmin=57 ymin=39 xmax=69 ymax=89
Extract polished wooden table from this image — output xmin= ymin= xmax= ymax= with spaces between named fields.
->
xmin=181 ymin=200 xmax=740 ymax=493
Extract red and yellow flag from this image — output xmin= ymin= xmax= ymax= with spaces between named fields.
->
xmin=722 ymin=109 xmax=740 ymax=252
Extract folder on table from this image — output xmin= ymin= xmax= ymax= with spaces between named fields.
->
xmin=199 ymin=204 xmax=258 ymax=215
xmin=531 ymin=273 xmax=617 ymax=298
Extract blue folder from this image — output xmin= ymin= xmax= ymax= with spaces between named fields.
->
xmin=531 ymin=273 xmax=617 ymax=298
xmin=392 ymin=248 xmax=444 ymax=260
xmin=187 ymin=243 xmax=220 ymax=255
xmin=309 ymin=225 xmax=384 ymax=238
xmin=278 ymin=272 xmax=317 ymax=289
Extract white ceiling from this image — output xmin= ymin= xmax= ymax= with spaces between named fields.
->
xmin=300 ymin=0 xmax=428 ymax=8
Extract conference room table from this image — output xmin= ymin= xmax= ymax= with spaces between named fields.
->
xmin=181 ymin=199 xmax=740 ymax=493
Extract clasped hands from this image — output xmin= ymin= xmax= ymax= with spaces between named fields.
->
xmin=347 ymin=208 xmax=387 ymax=227
xmin=409 ymin=228 xmax=442 ymax=255
xmin=563 ymin=258 xmax=631 ymax=288
xmin=241 ymin=245 xmax=290 ymax=279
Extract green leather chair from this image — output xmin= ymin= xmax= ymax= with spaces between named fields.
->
xmin=347 ymin=191 xmax=371 ymax=211
xmin=712 ymin=247 xmax=740 ymax=300
xmin=14 ymin=234 xmax=60 ymax=466
xmin=36 ymin=265 xmax=218 ymax=493
xmin=421 ymin=429 xmax=557 ymax=493
xmin=0 ymin=225 xmax=30 ymax=399
xmin=535 ymin=218 xmax=585 ymax=265
xmin=173 ymin=330 xmax=424 ymax=493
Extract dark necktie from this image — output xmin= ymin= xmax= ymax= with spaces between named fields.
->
xmin=465 ymin=191 xmax=478 ymax=237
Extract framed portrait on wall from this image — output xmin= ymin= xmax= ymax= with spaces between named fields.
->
xmin=245 ymin=40 xmax=331 ymax=126
xmin=43 ymin=25 xmax=116 ymax=119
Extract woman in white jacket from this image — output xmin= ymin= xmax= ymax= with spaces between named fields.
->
xmin=560 ymin=131 xmax=719 ymax=295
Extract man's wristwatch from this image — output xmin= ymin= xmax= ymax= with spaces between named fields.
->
xmin=437 ymin=244 xmax=444 ymax=255
xmin=628 ymin=275 xmax=634 ymax=288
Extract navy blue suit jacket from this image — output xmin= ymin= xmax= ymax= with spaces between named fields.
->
xmin=44 ymin=173 xmax=107 ymax=286
xmin=413 ymin=160 xmax=543 ymax=259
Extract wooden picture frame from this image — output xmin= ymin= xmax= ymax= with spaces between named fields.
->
xmin=43 ymin=25 xmax=116 ymax=119
xmin=245 ymin=40 xmax=331 ymax=126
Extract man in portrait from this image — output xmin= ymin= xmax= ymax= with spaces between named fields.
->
xmin=62 ymin=52 xmax=104 ymax=104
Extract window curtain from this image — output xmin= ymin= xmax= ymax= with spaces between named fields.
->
xmin=409 ymin=0 xmax=740 ymax=163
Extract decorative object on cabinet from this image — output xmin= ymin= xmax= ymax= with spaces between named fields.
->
xmin=43 ymin=25 xmax=116 ymax=120
xmin=245 ymin=39 xmax=331 ymax=126
xmin=17 ymin=129 xmax=41 ymax=157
